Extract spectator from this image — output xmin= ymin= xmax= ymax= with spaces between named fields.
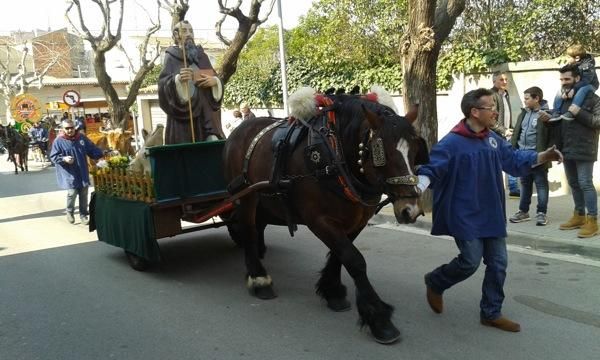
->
xmin=225 ymin=109 xmax=243 ymax=136
xmin=49 ymin=119 xmax=105 ymax=225
xmin=509 ymin=87 xmax=553 ymax=226
xmin=550 ymin=44 xmax=599 ymax=121
xmin=417 ymin=88 xmax=562 ymax=333
xmin=542 ymin=64 xmax=600 ymax=238
xmin=75 ymin=116 xmax=86 ymax=134
xmin=241 ymin=103 xmax=256 ymax=121
xmin=490 ymin=71 xmax=520 ymax=198
xmin=28 ymin=121 xmax=49 ymax=159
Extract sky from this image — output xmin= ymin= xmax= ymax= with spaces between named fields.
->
xmin=0 ymin=0 xmax=314 ymax=38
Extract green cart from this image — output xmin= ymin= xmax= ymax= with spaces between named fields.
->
xmin=90 ymin=140 xmax=267 ymax=270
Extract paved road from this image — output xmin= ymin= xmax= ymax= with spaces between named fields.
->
xmin=1 ymin=160 xmax=600 ymax=359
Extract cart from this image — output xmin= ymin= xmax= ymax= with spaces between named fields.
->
xmin=90 ymin=140 xmax=269 ymax=270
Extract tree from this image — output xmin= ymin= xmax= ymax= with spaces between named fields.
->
xmin=66 ymin=0 xmax=162 ymax=129
xmin=223 ymin=0 xmax=408 ymax=108
xmin=0 ymin=39 xmax=63 ymax=124
xmin=437 ymin=0 xmax=600 ymax=90
xmin=402 ymin=0 xmax=466 ymax=212
xmin=402 ymin=0 xmax=466 ymax=148
xmin=213 ymin=0 xmax=277 ymax=84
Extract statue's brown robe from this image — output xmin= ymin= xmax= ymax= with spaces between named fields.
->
xmin=158 ymin=45 xmax=225 ymax=144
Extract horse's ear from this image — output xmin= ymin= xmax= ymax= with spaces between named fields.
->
xmin=141 ymin=129 xmax=149 ymax=141
xmin=405 ymin=103 xmax=419 ymax=124
xmin=362 ymin=104 xmax=383 ymax=130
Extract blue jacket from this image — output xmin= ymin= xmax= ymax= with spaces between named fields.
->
xmin=418 ymin=120 xmax=538 ymax=241
xmin=49 ymin=133 xmax=103 ymax=189
xmin=29 ymin=126 xmax=48 ymax=142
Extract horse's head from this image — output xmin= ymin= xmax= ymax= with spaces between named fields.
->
xmin=350 ymin=96 xmax=429 ymax=224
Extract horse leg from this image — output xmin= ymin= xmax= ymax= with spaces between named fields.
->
xmin=240 ymin=194 xmax=276 ymax=300
xmin=316 ymin=229 xmax=363 ymax=312
xmin=312 ymin=223 xmax=400 ymax=344
xmin=11 ymin=153 xmax=18 ymax=174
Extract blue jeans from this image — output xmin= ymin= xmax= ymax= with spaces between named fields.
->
xmin=426 ymin=237 xmax=508 ymax=320
xmin=553 ymin=84 xmax=597 ymax=113
xmin=66 ymin=186 xmax=89 ymax=217
xmin=508 ymin=175 xmax=519 ymax=194
xmin=519 ymin=167 xmax=549 ymax=214
xmin=563 ymin=160 xmax=597 ymax=216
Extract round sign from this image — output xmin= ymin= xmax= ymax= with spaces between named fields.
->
xmin=63 ymin=90 xmax=81 ymax=107
xmin=10 ymin=94 xmax=43 ymax=123
xmin=20 ymin=121 xmax=32 ymax=135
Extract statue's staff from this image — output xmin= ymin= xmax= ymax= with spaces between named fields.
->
xmin=180 ymin=32 xmax=196 ymax=143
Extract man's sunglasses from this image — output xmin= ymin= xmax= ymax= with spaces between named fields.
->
xmin=64 ymin=127 xmax=75 ymax=130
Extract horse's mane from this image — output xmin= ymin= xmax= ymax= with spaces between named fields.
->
xmin=330 ymin=95 xmax=417 ymax=148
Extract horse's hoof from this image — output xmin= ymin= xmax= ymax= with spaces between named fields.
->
xmin=370 ymin=321 xmax=401 ymax=345
xmin=251 ymin=285 xmax=277 ymax=300
xmin=327 ymin=298 xmax=351 ymax=312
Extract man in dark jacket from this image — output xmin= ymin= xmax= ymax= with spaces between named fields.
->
xmin=158 ymin=20 xmax=225 ymax=144
xmin=490 ymin=71 xmax=520 ymax=197
xmin=509 ymin=87 xmax=553 ymax=226
xmin=550 ymin=44 xmax=598 ymax=121
xmin=542 ymin=64 xmax=600 ymax=238
xmin=50 ymin=119 xmax=104 ymax=225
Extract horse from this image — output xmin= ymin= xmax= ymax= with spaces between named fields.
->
xmin=222 ymin=86 xmax=429 ymax=344
xmin=0 ymin=124 xmax=29 ymax=174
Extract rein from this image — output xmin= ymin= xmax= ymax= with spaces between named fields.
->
xmin=316 ymin=101 xmax=419 ymax=207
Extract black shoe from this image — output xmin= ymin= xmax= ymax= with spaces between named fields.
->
xmin=560 ymin=111 xmax=575 ymax=121
xmin=66 ymin=213 xmax=75 ymax=224
xmin=509 ymin=192 xmax=520 ymax=199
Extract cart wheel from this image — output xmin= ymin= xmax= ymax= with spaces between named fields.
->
xmin=125 ymin=251 xmax=151 ymax=271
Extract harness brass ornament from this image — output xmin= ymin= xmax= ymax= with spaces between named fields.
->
xmin=371 ymin=137 xmax=386 ymax=167
xmin=386 ymin=175 xmax=419 ymax=186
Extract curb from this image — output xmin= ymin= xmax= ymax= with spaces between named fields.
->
xmin=369 ymin=213 xmax=600 ymax=262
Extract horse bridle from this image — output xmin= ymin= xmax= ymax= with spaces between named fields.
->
xmin=356 ymin=124 xmax=420 ymax=201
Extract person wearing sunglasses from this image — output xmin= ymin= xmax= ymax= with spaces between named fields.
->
xmin=49 ymin=119 xmax=105 ymax=225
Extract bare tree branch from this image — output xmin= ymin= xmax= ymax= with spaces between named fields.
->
xmin=67 ymin=0 xmax=164 ymax=128
xmin=215 ymin=0 xmax=276 ymax=83
xmin=161 ymin=0 xmax=189 ymax=29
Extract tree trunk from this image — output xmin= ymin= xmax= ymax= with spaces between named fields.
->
xmin=217 ymin=20 xmax=252 ymax=84
xmin=402 ymin=0 xmax=466 ymax=212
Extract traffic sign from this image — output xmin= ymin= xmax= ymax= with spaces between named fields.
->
xmin=63 ymin=90 xmax=81 ymax=107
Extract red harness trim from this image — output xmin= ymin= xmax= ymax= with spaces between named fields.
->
xmin=315 ymin=95 xmax=362 ymax=203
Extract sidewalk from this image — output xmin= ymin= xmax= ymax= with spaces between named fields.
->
xmin=371 ymin=194 xmax=600 ymax=262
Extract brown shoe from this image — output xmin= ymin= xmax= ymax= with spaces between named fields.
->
xmin=424 ymin=273 xmax=443 ymax=314
xmin=480 ymin=316 xmax=521 ymax=332
xmin=559 ymin=211 xmax=586 ymax=230
xmin=577 ymin=215 xmax=599 ymax=238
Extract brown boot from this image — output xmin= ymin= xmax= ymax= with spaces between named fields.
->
xmin=559 ymin=212 xmax=586 ymax=230
xmin=578 ymin=215 xmax=599 ymax=238
xmin=424 ymin=273 xmax=443 ymax=314
xmin=481 ymin=316 xmax=521 ymax=332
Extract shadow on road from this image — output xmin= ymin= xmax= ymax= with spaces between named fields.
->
xmin=0 ymin=165 xmax=60 ymax=197
xmin=0 ymin=208 xmax=65 ymax=224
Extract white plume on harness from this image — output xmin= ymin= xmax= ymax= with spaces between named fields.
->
xmin=370 ymin=85 xmax=398 ymax=114
xmin=289 ymin=86 xmax=318 ymax=120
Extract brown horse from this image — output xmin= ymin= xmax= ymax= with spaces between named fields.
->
xmin=0 ymin=124 xmax=29 ymax=174
xmin=223 ymin=87 xmax=428 ymax=344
